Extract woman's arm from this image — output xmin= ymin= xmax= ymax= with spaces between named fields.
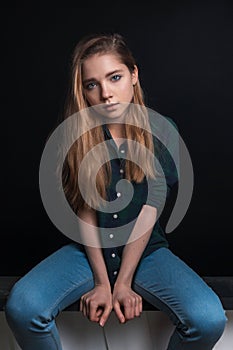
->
xmin=78 ymin=207 xmax=112 ymax=327
xmin=112 ymin=204 xmax=157 ymax=323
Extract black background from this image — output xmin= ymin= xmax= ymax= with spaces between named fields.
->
xmin=1 ymin=2 xmax=233 ymax=276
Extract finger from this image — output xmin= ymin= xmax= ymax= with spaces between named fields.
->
xmin=96 ymin=308 xmax=103 ymax=317
xmin=113 ymin=302 xmax=125 ymax=324
xmin=79 ymin=298 xmax=83 ymax=312
xmin=124 ymin=299 xmax=135 ymax=320
xmin=99 ymin=306 xmax=112 ymax=327
xmin=139 ymin=297 xmax=143 ymax=314
xmin=135 ymin=298 xmax=141 ymax=317
xmin=83 ymin=297 xmax=90 ymax=318
xmin=85 ymin=299 xmax=91 ymax=319
xmin=89 ymin=302 xmax=99 ymax=322
xmin=80 ymin=297 xmax=87 ymax=316
xmin=82 ymin=301 xmax=87 ymax=317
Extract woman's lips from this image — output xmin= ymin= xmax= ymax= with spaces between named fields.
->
xmin=103 ymin=103 xmax=119 ymax=111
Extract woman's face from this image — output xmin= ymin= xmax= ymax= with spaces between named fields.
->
xmin=82 ymin=53 xmax=138 ymax=118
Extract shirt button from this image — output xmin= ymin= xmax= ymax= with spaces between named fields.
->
xmin=109 ymin=234 xmax=114 ymax=239
xmin=119 ymin=169 xmax=124 ymax=174
xmin=116 ymin=192 xmax=121 ymax=197
xmin=113 ymin=271 xmax=118 ymax=276
xmin=120 ymin=149 xmax=125 ymax=154
xmin=113 ymin=214 xmax=118 ymax=219
xmin=111 ymin=253 xmax=116 ymax=258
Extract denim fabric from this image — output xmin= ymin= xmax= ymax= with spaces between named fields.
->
xmin=5 ymin=244 xmax=227 ymax=350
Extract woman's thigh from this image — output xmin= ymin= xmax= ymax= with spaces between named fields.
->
xmin=133 ymin=247 xmax=225 ymax=325
xmin=7 ymin=243 xmax=95 ymax=317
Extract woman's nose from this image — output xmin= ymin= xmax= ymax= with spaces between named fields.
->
xmin=100 ymin=83 xmax=113 ymax=101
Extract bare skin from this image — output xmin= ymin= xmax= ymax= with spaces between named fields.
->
xmin=78 ymin=208 xmax=112 ymax=327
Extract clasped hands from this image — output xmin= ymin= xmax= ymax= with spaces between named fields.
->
xmin=80 ymin=284 xmax=143 ymax=327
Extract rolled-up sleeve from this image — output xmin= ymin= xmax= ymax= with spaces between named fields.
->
xmin=146 ymin=115 xmax=179 ymax=212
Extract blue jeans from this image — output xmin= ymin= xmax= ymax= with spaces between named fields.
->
xmin=5 ymin=244 xmax=227 ymax=350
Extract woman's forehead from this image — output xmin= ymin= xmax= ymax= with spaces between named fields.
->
xmin=82 ymin=53 xmax=125 ymax=78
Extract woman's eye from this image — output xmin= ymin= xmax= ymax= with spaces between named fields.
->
xmin=111 ymin=74 xmax=121 ymax=82
xmin=85 ymin=82 xmax=97 ymax=90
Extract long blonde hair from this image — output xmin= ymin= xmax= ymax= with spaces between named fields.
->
xmin=61 ymin=33 xmax=156 ymax=212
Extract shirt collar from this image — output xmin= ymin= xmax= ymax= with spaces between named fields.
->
xmin=102 ymin=124 xmax=127 ymax=154
xmin=102 ymin=124 xmax=112 ymax=140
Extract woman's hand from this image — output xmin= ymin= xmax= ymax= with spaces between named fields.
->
xmin=112 ymin=283 xmax=143 ymax=323
xmin=80 ymin=285 xmax=112 ymax=327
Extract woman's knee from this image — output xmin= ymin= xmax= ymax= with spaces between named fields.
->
xmin=199 ymin=306 xmax=227 ymax=342
xmin=5 ymin=281 xmax=46 ymax=331
xmin=187 ymin=300 xmax=227 ymax=344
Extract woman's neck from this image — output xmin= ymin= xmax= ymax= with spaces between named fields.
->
xmin=107 ymin=123 xmax=125 ymax=138
xmin=107 ymin=123 xmax=126 ymax=148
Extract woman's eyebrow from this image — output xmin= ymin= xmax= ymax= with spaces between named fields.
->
xmin=83 ymin=69 xmax=124 ymax=84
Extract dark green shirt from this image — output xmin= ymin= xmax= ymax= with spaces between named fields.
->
xmin=96 ymin=112 xmax=179 ymax=284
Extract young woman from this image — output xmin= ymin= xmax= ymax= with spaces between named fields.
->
xmin=5 ymin=32 xmax=226 ymax=350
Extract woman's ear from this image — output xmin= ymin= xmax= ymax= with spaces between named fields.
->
xmin=132 ymin=65 xmax=138 ymax=86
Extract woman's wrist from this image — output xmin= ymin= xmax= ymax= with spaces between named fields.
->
xmin=94 ymin=276 xmax=111 ymax=290
xmin=114 ymin=266 xmax=135 ymax=288
xmin=114 ymin=277 xmax=132 ymax=289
